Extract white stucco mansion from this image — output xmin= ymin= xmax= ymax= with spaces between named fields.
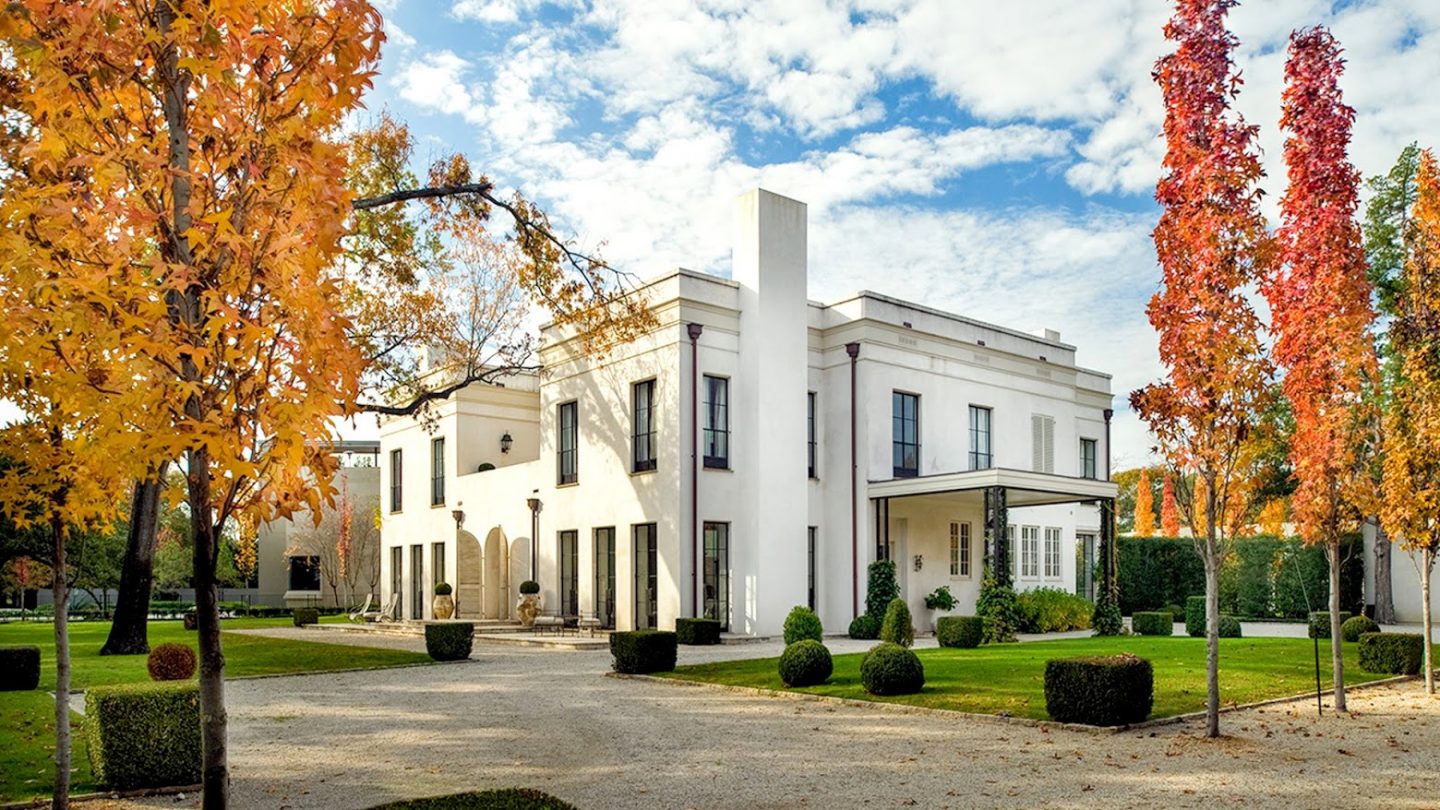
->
xmin=379 ymin=190 xmax=1119 ymax=637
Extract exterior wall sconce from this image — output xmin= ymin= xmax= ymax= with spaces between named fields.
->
xmin=451 ymin=505 xmax=465 ymax=530
xmin=500 ymin=431 xmax=513 ymax=454
xmin=913 ymin=555 xmax=923 ymax=572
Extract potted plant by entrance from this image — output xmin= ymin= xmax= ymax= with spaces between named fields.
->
xmin=517 ymin=580 xmax=542 ymax=627
xmin=924 ymin=586 xmax=957 ymax=632
xmin=433 ymin=582 xmax=455 ymax=620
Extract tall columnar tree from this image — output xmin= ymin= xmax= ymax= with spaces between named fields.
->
xmin=1135 ymin=469 xmax=1157 ymax=537
xmin=1382 ymin=149 xmax=1440 ymax=695
xmin=1132 ymin=0 xmax=1273 ymax=738
xmin=1268 ymin=26 xmax=1377 ymax=714
xmin=1360 ymin=143 xmax=1422 ymax=626
xmin=1161 ymin=475 xmax=1182 ymax=536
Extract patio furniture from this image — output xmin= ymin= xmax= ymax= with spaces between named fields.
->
xmin=533 ymin=613 xmax=565 ymax=635
xmin=577 ymin=611 xmax=602 ymax=637
xmin=375 ymin=593 xmax=400 ymax=623
xmin=347 ymin=594 xmax=373 ymax=623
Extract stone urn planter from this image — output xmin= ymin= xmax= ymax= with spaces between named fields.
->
xmin=516 ymin=581 xmax=542 ymax=628
xmin=433 ymin=583 xmax=455 ymax=620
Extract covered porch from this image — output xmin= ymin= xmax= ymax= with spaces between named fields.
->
xmin=866 ymin=468 xmax=1119 ymax=619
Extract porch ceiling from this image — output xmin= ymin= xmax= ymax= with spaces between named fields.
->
xmin=867 ymin=467 xmax=1118 ymax=507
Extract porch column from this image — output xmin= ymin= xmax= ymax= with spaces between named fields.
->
xmin=984 ymin=486 xmax=1010 ymax=588
xmin=1100 ymin=497 xmax=1117 ymax=603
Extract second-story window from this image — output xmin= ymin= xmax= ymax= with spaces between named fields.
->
xmin=430 ymin=437 xmax=445 ymax=506
xmin=558 ymin=401 xmax=578 ymax=485
xmin=1080 ymin=438 xmax=1098 ymax=480
xmin=389 ymin=449 xmax=403 ymax=513
xmin=969 ymin=405 xmax=992 ymax=470
xmin=807 ymin=392 xmax=817 ymax=478
xmin=633 ymin=380 xmax=656 ymax=473
xmin=892 ymin=391 xmax=919 ymax=478
xmin=703 ymin=375 xmax=729 ymax=468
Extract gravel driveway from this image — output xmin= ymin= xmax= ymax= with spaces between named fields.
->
xmin=99 ymin=629 xmax=1440 ymax=810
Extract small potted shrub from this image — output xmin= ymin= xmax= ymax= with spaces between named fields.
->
xmin=517 ymin=580 xmax=542 ymax=627
xmin=924 ymin=586 xmax=957 ymax=632
xmin=433 ymin=582 xmax=455 ymax=620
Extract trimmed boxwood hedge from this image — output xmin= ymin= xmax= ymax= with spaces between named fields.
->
xmin=610 ymin=630 xmax=677 ymax=674
xmin=935 ymin=616 xmax=983 ymax=649
xmin=1044 ymin=654 xmax=1153 ymax=726
xmin=365 ymin=789 xmax=578 ymax=809
xmin=86 ymin=682 xmax=201 ymax=789
xmin=1218 ymin=615 xmax=1242 ymax=638
xmin=778 ymin=639 xmax=833 ymax=687
xmin=293 ymin=607 xmax=320 ymax=627
xmin=1184 ymin=596 xmax=1205 ymax=638
xmin=859 ymin=642 xmax=925 ymax=695
xmin=1341 ymin=614 xmax=1380 ymax=643
xmin=0 ymin=646 xmax=40 ymax=691
xmin=1308 ymin=610 xmax=1353 ymax=640
xmin=1358 ymin=632 xmax=1423 ymax=675
xmin=675 ymin=617 xmax=721 ymax=646
xmin=1131 ymin=611 xmax=1173 ymax=637
xmin=425 ymin=623 xmax=475 ymax=661
xmin=783 ymin=606 xmax=823 ymax=644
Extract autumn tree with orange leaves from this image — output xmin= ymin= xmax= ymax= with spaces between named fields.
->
xmin=1382 ymin=150 xmax=1440 ymax=695
xmin=1134 ymin=469 xmax=1157 ymax=537
xmin=1132 ymin=0 xmax=1274 ymax=738
xmin=1160 ymin=475 xmax=1182 ymax=536
xmin=1268 ymin=26 xmax=1377 ymax=713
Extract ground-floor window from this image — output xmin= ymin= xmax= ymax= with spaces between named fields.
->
xmin=1006 ymin=524 xmax=1016 ymax=579
xmin=950 ymin=522 xmax=971 ymax=577
xmin=1043 ymin=527 xmax=1062 ymax=578
xmin=287 ymin=555 xmax=321 ymax=591
xmin=409 ymin=544 xmax=424 ymax=619
xmin=1020 ymin=526 xmax=1039 ymax=578
xmin=634 ymin=523 xmax=657 ymax=630
xmin=559 ymin=530 xmax=578 ymax=616
xmin=390 ymin=547 xmax=402 ymax=617
xmin=807 ymin=527 xmax=817 ymax=612
xmin=703 ymin=522 xmax=730 ymax=631
xmin=594 ymin=527 xmax=615 ymax=628
xmin=1077 ymin=533 xmax=1097 ymax=600
xmin=432 ymin=542 xmax=446 ymax=588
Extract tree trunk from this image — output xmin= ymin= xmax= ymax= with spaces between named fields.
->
xmin=188 ymin=449 xmax=228 ymax=809
xmin=1372 ymin=519 xmax=1396 ymax=625
xmin=1423 ymin=548 xmax=1434 ymax=696
xmin=1328 ymin=536 xmax=1346 ymax=712
xmin=101 ymin=475 xmax=166 ymax=656
xmin=51 ymin=514 xmax=70 ymax=810
xmin=1204 ymin=537 xmax=1220 ymax=739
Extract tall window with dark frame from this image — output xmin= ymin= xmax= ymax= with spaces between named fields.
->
xmin=968 ymin=405 xmax=992 ymax=470
xmin=430 ymin=437 xmax=445 ymax=506
xmin=632 ymin=380 xmax=656 ymax=472
xmin=594 ymin=527 xmax=616 ymax=628
xmin=702 ymin=375 xmax=729 ymax=468
xmin=807 ymin=526 xmax=818 ymax=611
xmin=558 ymin=530 xmax=578 ymax=616
xmin=892 ymin=391 xmax=920 ymax=478
xmin=634 ymin=523 xmax=658 ymax=630
xmin=389 ymin=449 xmax=403 ymax=512
xmin=1080 ymin=438 xmax=1098 ymax=479
xmin=807 ymin=392 xmax=817 ymax=478
xmin=557 ymin=401 xmax=578 ymax=485
xmin=703 ymin=522 xmax=730 ymax=630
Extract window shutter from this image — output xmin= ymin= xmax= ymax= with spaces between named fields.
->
xmin=1031 ymin=415 xmax=1055 ymax=473
xmin=1043 ymin=417 xmax=1054 ymax=473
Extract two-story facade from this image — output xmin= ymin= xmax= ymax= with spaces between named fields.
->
xmin=379 ymin=189 xmax=1118 ymax=637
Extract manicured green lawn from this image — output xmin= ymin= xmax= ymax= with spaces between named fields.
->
xmin=0 ymin=617 xmax=430 ymax=804
xmin=661 ymin=636 xmax=1393 ymax=722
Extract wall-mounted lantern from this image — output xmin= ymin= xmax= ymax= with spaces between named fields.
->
xmin=500 ymin=431 xmax=513 ymax=454
xmin=913 ymin=555 xmax=923 ymax=572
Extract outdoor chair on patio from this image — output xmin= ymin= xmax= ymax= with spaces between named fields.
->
xmin=347 ymin=594 xmax=373 ymax=623
xmin=577 ymin=610 xmax=602 ymax=637
xmin=533 ymin=612 xmax=565 ymax=635
xmin=374 ymin=593 xmax=400 ymax=623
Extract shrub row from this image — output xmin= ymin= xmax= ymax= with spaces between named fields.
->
xmin=676 ymin=617 xmax=721 ymax=645
xmin=1015 ymin=587 xmax=1093 ymax=633
xmin=1130 ymin=611 xmax=1173 ymax=637
xmin=610 ymin=630 xmax=677 ymax=674
xmin=1184 ymin=596 xmax=1242 ymax=637
xmin=1044 ymin=654 xmax=1153 ymax=726
xmin=0 ymin=646 xmax=40 ymax=691
xmin=425 ymin=623 xmax=475 ymax=661
xmin=936 ymin=616 xmax=983 ymax=649
xmin=86 ymin=682 xmax=202 ymax=790
xmin=1358 ymin=632 xmax=1424 ymax=675
xmin=778 ymin=639 xmax=833 ymax=687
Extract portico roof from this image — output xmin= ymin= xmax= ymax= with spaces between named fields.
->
xmin=867 ymin=467 xmax=1118 ymax=507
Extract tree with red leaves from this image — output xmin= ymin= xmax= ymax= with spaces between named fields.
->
xmin=1160 ymin=475 xmax=1182 ymax=537
xmin=1268 ymin=26 xmax=1377 ymax=714
xmin=1132 ymin=0 xmax=1273 ymax=739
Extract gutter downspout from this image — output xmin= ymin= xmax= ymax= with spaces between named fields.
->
xmin=688 ymin=323 xmax=704 ymax=617
xmin=846 ymin=342 xmax=861 ymax=619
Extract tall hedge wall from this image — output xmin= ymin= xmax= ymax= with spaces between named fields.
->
xmin=1117 ymin=534 xmax=1363 ymax=619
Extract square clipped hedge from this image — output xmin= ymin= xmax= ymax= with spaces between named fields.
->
xmin=1184 ymin=596 xmax=1205 ymax=638
xmin=610 ymin=630 xmax=677 ymax=674
xmin=675 ymin=617 xmax=721 ymax=646
xmin=1358 ymin=632 xmax=1424 ymax=675
xmin=1131 ymin=611 xmax=1173 ymax=637
xmin=1044 ymin=654 xmax=1153 ymax=727
xmin=0 ymin=646 xmax=40 ymax=691
xmin=86 ymin=682 xmax=201 ymax=790
xmin=293 ymin=607 xmax=320 ymax=627
xmin=425 ymin=623 xmax=475 ymax=661
xmin=935 ymin=616 xmax=983 ymax=649
xmin=1307 ymin=610 xmax=1353 ymax=640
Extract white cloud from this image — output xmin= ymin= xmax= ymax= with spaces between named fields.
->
xmin=392 ymin=51 xmax=478 ymax=120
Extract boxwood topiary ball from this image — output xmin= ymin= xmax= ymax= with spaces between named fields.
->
xmin=146 ymin=643 xmax=197 ymax=682
xmin=1341 ymin=614 xmax=1379 ymax=643
xmin=783 ymin=606 xmax=824 ymax=645
xmin=848 ymin=613 xmax=880 ymax=640
xmin=859 ymin=642 xmax=925 ymax=695
xmin=778 ymin=639 xmax=833 ymax=687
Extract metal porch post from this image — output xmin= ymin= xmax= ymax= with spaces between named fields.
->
xmin=985 ymin=486 xmax=1010 ymax=588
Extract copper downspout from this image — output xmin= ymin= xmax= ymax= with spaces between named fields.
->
xmin=688 ymin=323 xmax=704 ymax=617
xmin=846 ymin=342 xmax=861 ymax=618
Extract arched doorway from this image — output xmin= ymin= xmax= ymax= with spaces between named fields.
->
xmin=456 ymin=530 xmax=481 ymax=619
xmin=483 ymin=527 xmax=512 ymax=620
